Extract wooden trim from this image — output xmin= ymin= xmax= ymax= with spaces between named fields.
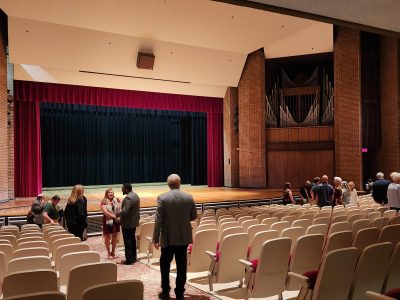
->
xmin=212 ymin=0 xmax=400 ymax=38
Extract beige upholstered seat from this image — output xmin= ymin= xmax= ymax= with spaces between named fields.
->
xmin=390 ymin=216 xmax=400 ymax=224
xmin=53 ymin=243 xmax=90 ymax=270
xmin=21 ymin=224 xmax=40 ymax=230
xmin=13 ymin=247 xmax=49 ymax=259
xmin=48 ymin=233 xmax=74 ymax=253
xmin=351 ymin=219 xmax=372 ymax=236
xmin=348 ymin=214 xmax=364 ymax=225
xmin=306 ymin=224 xmax=329 ymax=237
xmin=2 ymin=270 xmax=58 ymax=298
xmin=0 ymin=235 xmax=17 ymax=248
xmin=347 ymin=210 xmax=361 ymax=219
xmin=197 ymin=224 xmax=216 ymax=231
xmin=281 ymin=227 xmax=306 ymax=253
xmin=137 ymin=222 xmax=154 ymax=259
xmin=17 ymin=237 xmax=44 ymax=246
xmin=322 ymin=230 xmax=353 ymax=258
xmin=328 ymin=221 xmax=351 ymax=235
xmin=247 ymin=230 xmax=279 ymax=260
xmin=246 ymin=224 xmax=270 ymax=242
xmin=240 ymin=219 xmax=258 ymax=230
xmin=2 ymin=291 xmax=66 ymax=300
xmin=82 ymin=280 xmax=144 ymax=300
xmin=377 ymin=224 xmax=400 ymax=244
xmin=286 ymin=234 xmax=324 ymax=290
xmin=292 ymin=219 xmax=313 ymax=229
xmin=281 ymin=215 xmax=297 ymax=225
xmin=371 ymin=217 xmax=391 ymax=230
xmin=19 ymin=232 xmax=43 ymax=238
xmin=0 ymin=243 xmax=14 ymax=263
xmin=206 ymin=233 xmax=249 ymax=291
xmin=17 ymin=240 xmax=49 ymax=250
xmin=52 ymin=237 xmax=81 ymax=258
xmin=288 ymin=247 xmax=359 ymax=300
xmin=313 ymin=217 xmax=330 ymax=226
xmin=187 ymin=229 xmax=218 ymax=273
xmin=7 ymin=256 xmax=52 ymax=274
xmin=366 ymin=211 xmax=382 ymax=222
xmin=66 ymin=262 xmax=117 ymax=300
xmin=260 ymin=217 xmax=279 ymax=229
xmin=0 ymin=251 xmax=7 ymax=283
xmin=219 ymin=221 xmax=239 ymax=232
xmin=59 ymin=251 xmax=101 ymax=285
xmin=349 ymin=242 xmax=393 ymax=300
xmin=352 ymin=227 xmax=380 ymax=254
xmin=240 ymin=237 xmax=291 ymax=300
xmin=366 ymin=291 xmax=396 ymax=300
xmin=382 ymin=242 xmax=400 ymax=293
xmin=361 ymin=208 xmax=375 ymax=217
xmin=270 ymin=221 xmax=290 ymax=237
xmin=238 ymin=216 xmax=253 ymax=224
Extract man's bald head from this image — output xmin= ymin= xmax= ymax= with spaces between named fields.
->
xmin=321 ymin=175 xmax=329 ymax=183
xmin=167 ymin=174 xmax=181 ymax=189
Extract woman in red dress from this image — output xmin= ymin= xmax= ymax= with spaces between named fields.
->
xmin=100 ymin=188 xmax=121 ymax=259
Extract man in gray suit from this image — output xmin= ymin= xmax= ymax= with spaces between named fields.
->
xmin=153 ymin=174 xmax=197 ymax=300
xmin=117 ymin=183 xmax=140 ymax=265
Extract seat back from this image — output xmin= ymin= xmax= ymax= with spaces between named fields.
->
xmin=348 ymin=214 xmax=364 ymax=225
xmin=219 ymin=221 xmax=240 ymax=233
xmin=322 ymin=231 xmax=353 ymax=258
xmin=49 ymin=234 xmax=74 ymax=253
xmin=306 ymin=224 xmax=329 ymax=237
xmin=0 ymin=235 xmax=17 ymax=248
xmin=218 ymin=226 xmax=244 ymax=242
xmin=328 ymin=221 xmax=351 ymax=235
xmin=281 ymin=227 xmax=306 ymax=253
xmin=331 ymin=215 xmax=347 ymax=224
xmin=21 ymin=224 xmax=40 ymax=230
xmin=248 ymin=230 xmax=279 ymax=260
xmin=82 ymin=280 xmax=144 ymax=300
xmin=188 ymin=229 xmax=218 ymax=272
xmin=0 ymin=243 xmax=14 ymax=263
xmin=270 ymin=221 xmax=290 ymax=237
xmin=7 ymin=256 xmax=52 ymax=274
xmin=313 ymin=217 xmax=330 ymax=226
xmin=0 ymin=251 xmax=6 ymax=282
xmin=251 ymin=238 xmax=291 ymax=298
xmin=347 ymin=210 xmax=361 ymax=219
xmin=2 ymin=291 xmax=65 ymax=300
xmin=17 ymin=240 xmax=49 ymax=250
xmin=2 ymin=270 xmax=58 ymax=298
xmin=52 ymin=237 xmax=81 ymax=258
xmin=377 ymin=225 xmax=400 ymax=244
xmin=349 ymin=242 xmax=393 ymax=300
xmin=390 ymin=216 xmax=400 ymax=225
xmin=216 ymin=233 xmax=249 ymax=283
xmin=241 ymin=219 xmax=259 ymax=230
xmin=17 ymin=237 xmax=43 ymax=246
xmin=352 ymin=227 xmax=380 ymax=254
xmin=287 ymin=234 xmax=324 ymax=290
xmin=197 ymin=224 xmax=216 ymax=232
xmin=366 ymin=211 xmax=382 ymax=222
xmin=237 ymin=216 xmax=253 ymax=224
xmin=246 ymin=224 xmax=270 ymax=243
xmin=351 ymin=219 xmax=372 ymax=236
xmin=138 ymin=222 xmax=155 ymax=253
xmin=59 ymin=251 xmax=100 ymax=285
xmin=54 ymin=243 xmax=90 ymax=271
xmin=371 ymin=217 xmax=391 ymax=230
xmin=383 ymin=242 xmax=400 ymax=292
xmin=292 ymin=219 xmax=313 ymax=229
xmin=13 ymin=247 xmax=49 ymax=259
xmin=67 ymin=262 xmax=117 ymax=300
xmin=20 ymin=232 xmax=43 ymax=238
xmin=281 ymin=216 xmax=297 ymax=225
xmin=312 ymin=248 xmax=359 ymax=300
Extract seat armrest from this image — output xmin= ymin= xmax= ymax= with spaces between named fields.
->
xmin=288 ymin=272 xmax=310 ymax=289
xmin=205 ymin=251 xmax=216 ymax=260
xmin=145 ymin=236 xmax=152 ymax=242
xmin=238 ymin=259 xmax=252 ymax=269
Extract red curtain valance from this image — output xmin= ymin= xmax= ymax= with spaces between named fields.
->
xmin=14 ymin=80 xmax=223 ymax=196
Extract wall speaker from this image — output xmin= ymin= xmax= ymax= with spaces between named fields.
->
xmin=137 ymin=52 xmax=155 ymax=70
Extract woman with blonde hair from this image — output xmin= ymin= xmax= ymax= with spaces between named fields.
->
xmin=101 ymin=188 xmax=121 ymax=259
xmin=64 ymin=184 xmax=88 ymax=240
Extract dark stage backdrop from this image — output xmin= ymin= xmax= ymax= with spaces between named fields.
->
xmin=40 ymin=103 xmax=207 ymax=187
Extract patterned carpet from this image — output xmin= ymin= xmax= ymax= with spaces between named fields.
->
xmin=87 ymin=236 xmax=219 ymax=300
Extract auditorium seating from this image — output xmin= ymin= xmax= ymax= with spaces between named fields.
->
xmin=82 ymin=280 xmax=144 ymax=300
xmin=187 ymin=229 xmax=218 ymax=273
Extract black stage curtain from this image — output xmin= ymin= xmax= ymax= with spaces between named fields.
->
xmin=40 ymin=103 xmax=207 ymax=187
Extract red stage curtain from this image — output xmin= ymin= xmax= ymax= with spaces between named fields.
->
xmin=14 ymin=81 xmax=223 ymax=196
xmin=14 ymin=100 xmax=42 ymax=196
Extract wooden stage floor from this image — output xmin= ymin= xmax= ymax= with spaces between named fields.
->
xmin=0 ymin=184 xmax=288 ymax=217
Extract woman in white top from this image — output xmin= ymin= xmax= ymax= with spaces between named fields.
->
xmin=387 ymin=172 xmax=400 ymax=212
xmin=348 ymin=181 xmax=358 ymax=205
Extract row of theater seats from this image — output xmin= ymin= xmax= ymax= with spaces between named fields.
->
xmin=0 ymin=224 xmax=144 ymax=300
xmin=185 ymin=202 xmax=400 ymax=299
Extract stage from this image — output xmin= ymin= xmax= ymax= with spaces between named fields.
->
xmin=0 ymin=184 xmax=290 ymax=217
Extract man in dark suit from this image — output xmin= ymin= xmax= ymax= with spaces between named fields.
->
xmin=372 ymin=172 xmax=391 ymax=205
xmin=117 ymin=183 xmax=140 ymax=265
xmin=153 ymin=174 xmax=197 ymax=300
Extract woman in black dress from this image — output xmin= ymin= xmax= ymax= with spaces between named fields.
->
xmin=283 ymin=182 xmax=295 ymax=205
xmin=65 ymin=184 xmax=88 ymax=240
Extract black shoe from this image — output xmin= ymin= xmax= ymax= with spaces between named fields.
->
xmin=119 ymin=260 xmax=134 ymax=265
xmin=175 ymin=295 xmax=184 ymax=300
xmin=158 ymin=292 xmax=170 ymax=299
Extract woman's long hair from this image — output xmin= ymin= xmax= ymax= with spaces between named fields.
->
xmin=68 ymin=184 xmax=84 ymax=204
xmin=103 ymin=188 xmax=114 ymax=202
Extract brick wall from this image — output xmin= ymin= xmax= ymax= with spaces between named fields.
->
xmin=238 ymin=49 xmax=266 ymax=187
xmin=334 ymin=27 xmax=363 ymax=188
xmin=0 ymin=29 xmax=8 ymax=200
xmin=376 ymin=36 xmax=400 ymax=177
xmin=223 ymin=87 xmax=239 ymax=187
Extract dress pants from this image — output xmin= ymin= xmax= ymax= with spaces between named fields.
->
xmin=160 ymin=245 xmax=188 ymax=296
xmin=122 ymin=227 xmax=137 ymax=263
